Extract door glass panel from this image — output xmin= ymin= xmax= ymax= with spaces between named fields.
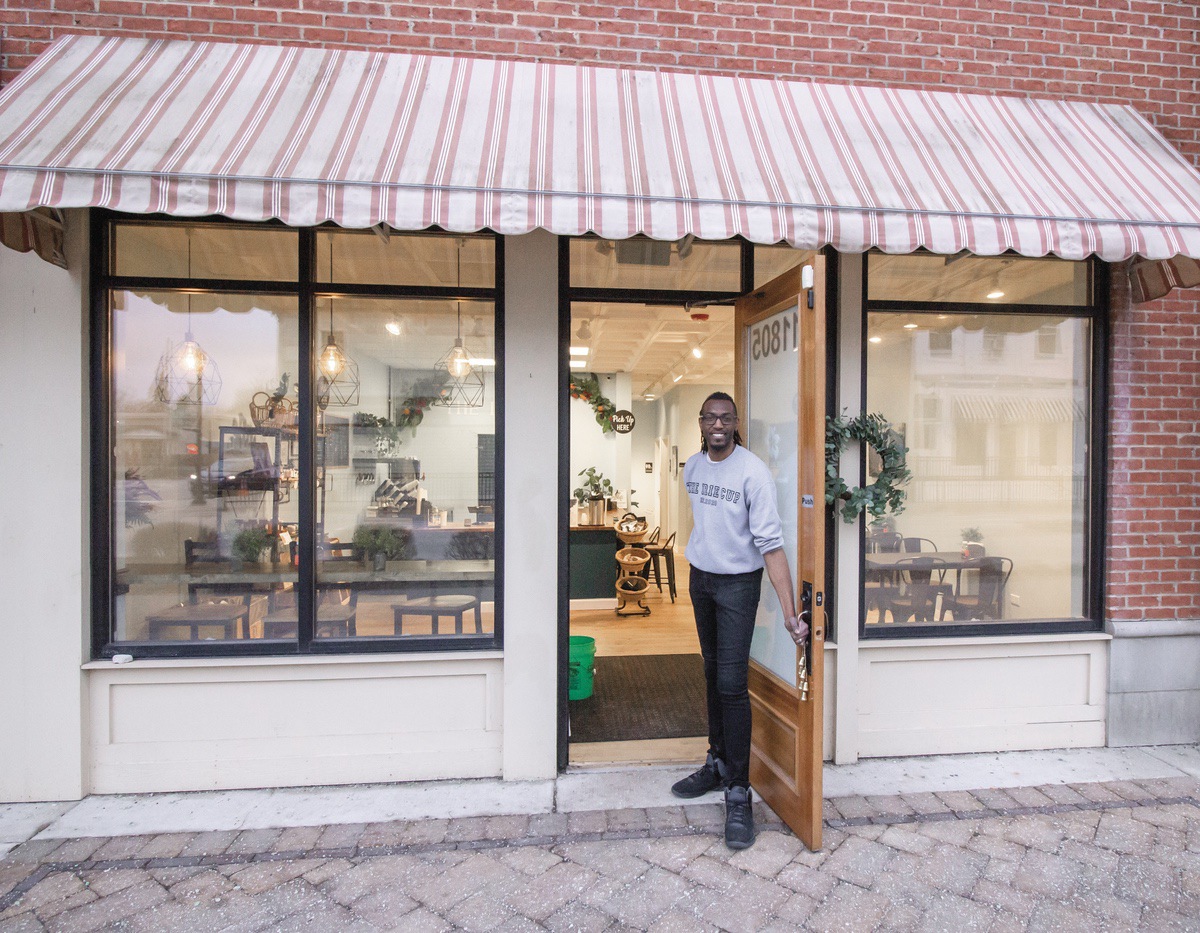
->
xmin=744 ymin=304 xmax=800 ymax=684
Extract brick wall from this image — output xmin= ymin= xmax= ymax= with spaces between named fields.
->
xmin=1 ymin=0 xmax=1198 ymax=622
xmin=1107 ymin=276 xmax=1200 ymax=622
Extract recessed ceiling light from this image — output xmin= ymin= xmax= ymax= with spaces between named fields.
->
xmin=986 ymin=289 xmax=1005 ymax=300
xmin=385 ymin=321 xmax=401 ymax=336
xmin=903 ymin=323 xmax=918 ymax=330
xmin=672 ymin=372 xmax=683 ymax=383
xmin=467 ymin=357 xmax=495 ymax=366
xmin=569 ymin=359 xmax=586 ymax=369
xmin=643 ymin=393 xmax=655 ymax=400
xmin=868 ymin=336 xmax=882 ymax=344
xmin=569 ymin=346 xmax=589 ymax=356
xmin=691 ymin=345 xmax=703 ymax=359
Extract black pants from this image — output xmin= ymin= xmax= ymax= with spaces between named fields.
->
xmin=689 ymin=565 xmax=763 ymax=789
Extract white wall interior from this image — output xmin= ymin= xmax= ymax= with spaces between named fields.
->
xmin=0 ymin=214 xmax=88 ymax=802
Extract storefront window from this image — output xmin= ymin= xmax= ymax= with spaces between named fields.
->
xmin=863 ymin=253 xmax=1099 ymax=636
xmin=101 ymin=219 xmax=500 ymax=655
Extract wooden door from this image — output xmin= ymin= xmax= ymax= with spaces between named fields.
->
xmin=734 ymin=257 xmax=827 ymax=851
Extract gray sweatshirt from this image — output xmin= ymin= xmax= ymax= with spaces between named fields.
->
xmin=683 ymin=444 xmax=785 ymax=574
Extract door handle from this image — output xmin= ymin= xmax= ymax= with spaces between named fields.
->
xmin=797 ymin=581 xmax=814 ymax=701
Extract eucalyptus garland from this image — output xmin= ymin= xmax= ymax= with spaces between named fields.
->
xmin=826 ymin=411 xmax=911 ymax=524
xmin=569 ymin=372 xmax=616 ymax=433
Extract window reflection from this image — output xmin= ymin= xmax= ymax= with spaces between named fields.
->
xmin=111 ymin=291 xmax=299 ymax=643
xmin=312 ymin=294 xmax=497 ymax=639
xmin=106 ymin=223 xmax=499 ymax=650
xmin=865 ymin=312 xmax=1091 ymax=630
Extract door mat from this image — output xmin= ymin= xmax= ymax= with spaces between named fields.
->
xmin=569 ymin=653 xmax=707 ymax=744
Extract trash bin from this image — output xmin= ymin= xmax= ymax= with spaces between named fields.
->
xmin=568 ymin=635 xmax=597 ymax=700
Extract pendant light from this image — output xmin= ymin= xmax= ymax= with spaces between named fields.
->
xmin=154 ymin=234 xmax=222 ymax=405
xmin=315 ymin=245 xmax=360 ymax=409
xmin=433 ymin=240 xmax=485 ymax=408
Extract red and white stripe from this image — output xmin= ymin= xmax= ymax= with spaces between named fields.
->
xmin=1 ymin=35 xmax=1199 ymax=299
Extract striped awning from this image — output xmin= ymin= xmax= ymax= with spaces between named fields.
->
xmin=2 ymin=35 xmax=1200 ymax=300
xmin=954 ymin=395 xmax=1085 ymax=424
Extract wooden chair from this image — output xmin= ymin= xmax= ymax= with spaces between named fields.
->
xmin=643 ymin=530 xmax=677 ymax=602
xmin=942 ymin=557 xmax=1013 ymax=621
xmin=145 ymin=539 xmax=261 ymax=640
xmin=146 ymin=583 xmax=258 ymax=641
xmin=261 ymin=587 xmax=358 ymax=638
xmin=391 ymin=594 xmax=482 ymax=634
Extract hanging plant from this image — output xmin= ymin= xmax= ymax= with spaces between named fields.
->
xmin=826 ymin=411 xmax=911 ymax=524
xmin=569 ymin=372 xmax=616 ymax=434
xmin=394 ymin=395 xmax=439 ymax=433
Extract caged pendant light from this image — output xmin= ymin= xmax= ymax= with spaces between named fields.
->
xmin=154 ymin=234 xmax=222 ymax=405
xmin=433 ymin=240 xmax=485 ymax=408
xmin=315 ymin=245 xmax=360 ymax=409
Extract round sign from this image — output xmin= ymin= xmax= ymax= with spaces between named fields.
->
xmin=611 ymin=410 xmax=636 ymax=434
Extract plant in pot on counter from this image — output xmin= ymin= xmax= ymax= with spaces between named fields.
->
xmin=352 ymin=525 xmax=416 ymax=571
xmin=573 ymin=467 xmax=615 ymax=524
xmin=231 ymin=527 xmax=274 ymax=567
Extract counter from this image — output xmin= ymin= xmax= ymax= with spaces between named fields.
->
xmin=569 ymin=523 xmax=619 ymax=599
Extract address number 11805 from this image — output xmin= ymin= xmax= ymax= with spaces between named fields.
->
xmin=750 ymin=310 xmax=799 ymax=361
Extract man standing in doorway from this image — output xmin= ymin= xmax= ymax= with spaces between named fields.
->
xmin=673 ymin=391 xmax=807 ymax=850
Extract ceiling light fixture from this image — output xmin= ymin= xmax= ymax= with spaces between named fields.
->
xmin=315 ymin=243 xmax=360 ymax=409
xmin=868 ymin=336 xmax=882 ymax=344
xmin=385 ymin=320 xmax=402 ymax=336
xmin=569 ymin=346 xmax=589 ymax=356
xmin=154 ymin=234 xmax=222 ymax=406
xmin=569 ymin=359 xmax=587 ymax=369
xmin=434 ymin=244 xmax=485 ymax=408
xmin=903 ymin=323 xmax=919 ymax=329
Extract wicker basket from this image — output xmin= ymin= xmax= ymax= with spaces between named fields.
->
xmin=615 ymin=547 xmax=650 ymax=573
xmin=613 ymin=515 xmax=648 ymax=544
xmin=250 ymin=392 xmax=299 ymax=430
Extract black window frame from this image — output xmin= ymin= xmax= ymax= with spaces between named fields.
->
xmin=90 ymin=211 xmax=505 ymax=659
xmin=857 ymin=252 xmax=1108 ymax=640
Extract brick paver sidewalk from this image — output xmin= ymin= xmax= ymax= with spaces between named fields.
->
xmin=2 ymin=777 xmax=1198 ymax=931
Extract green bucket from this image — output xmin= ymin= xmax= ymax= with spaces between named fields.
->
xmin=568 ymin=635 xmax=597 ymax=700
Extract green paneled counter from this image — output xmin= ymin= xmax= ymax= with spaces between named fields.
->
xmin=569 ymin=524 xmax=620 ymax=599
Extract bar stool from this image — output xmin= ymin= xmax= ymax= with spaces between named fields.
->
xmin=644 ymin=531 xmax=677 ymax=602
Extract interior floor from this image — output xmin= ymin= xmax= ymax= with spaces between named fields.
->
xmin=569 ymin=560 xmax=707 ymax=766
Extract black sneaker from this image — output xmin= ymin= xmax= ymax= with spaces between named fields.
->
xmin=724 ymin=785 xmax=755 ymax=849
xmin=670 ymin=753 xmax=726 ymax=798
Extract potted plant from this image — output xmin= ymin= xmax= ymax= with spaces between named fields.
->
xmin=352 ymin=524 xmax=415 ymax=571
xmin=573 ymin=467 xmax=615 ymax=525
xmin=231 ymin=527 xmax=274 ymax=568
xmin=960 ymin=527 xmax=985 ymax=559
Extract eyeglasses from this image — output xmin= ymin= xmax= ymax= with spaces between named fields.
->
xmin=699 ymin=413 xmax=737 ymax=426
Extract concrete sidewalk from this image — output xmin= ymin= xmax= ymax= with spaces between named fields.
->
xmin=1 ymin=745 xmax=1198 ymax=931
xmin=3 ymin=744 xmax=1199 ymax=853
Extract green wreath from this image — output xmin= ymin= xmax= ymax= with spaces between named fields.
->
xmin=825 ymin=411 xmax=911 ymax=524
xmin=569 ymin=372 xmax=616 ymax=433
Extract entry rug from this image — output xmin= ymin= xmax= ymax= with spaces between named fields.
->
xmin=569 ymin=653 xmax=707 ymax=744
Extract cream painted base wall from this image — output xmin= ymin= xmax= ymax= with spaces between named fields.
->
xmin=855 ymin=635 xmax=1109 ymax=758
xmin=84 ymin=655 xmax=503 ymax=793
